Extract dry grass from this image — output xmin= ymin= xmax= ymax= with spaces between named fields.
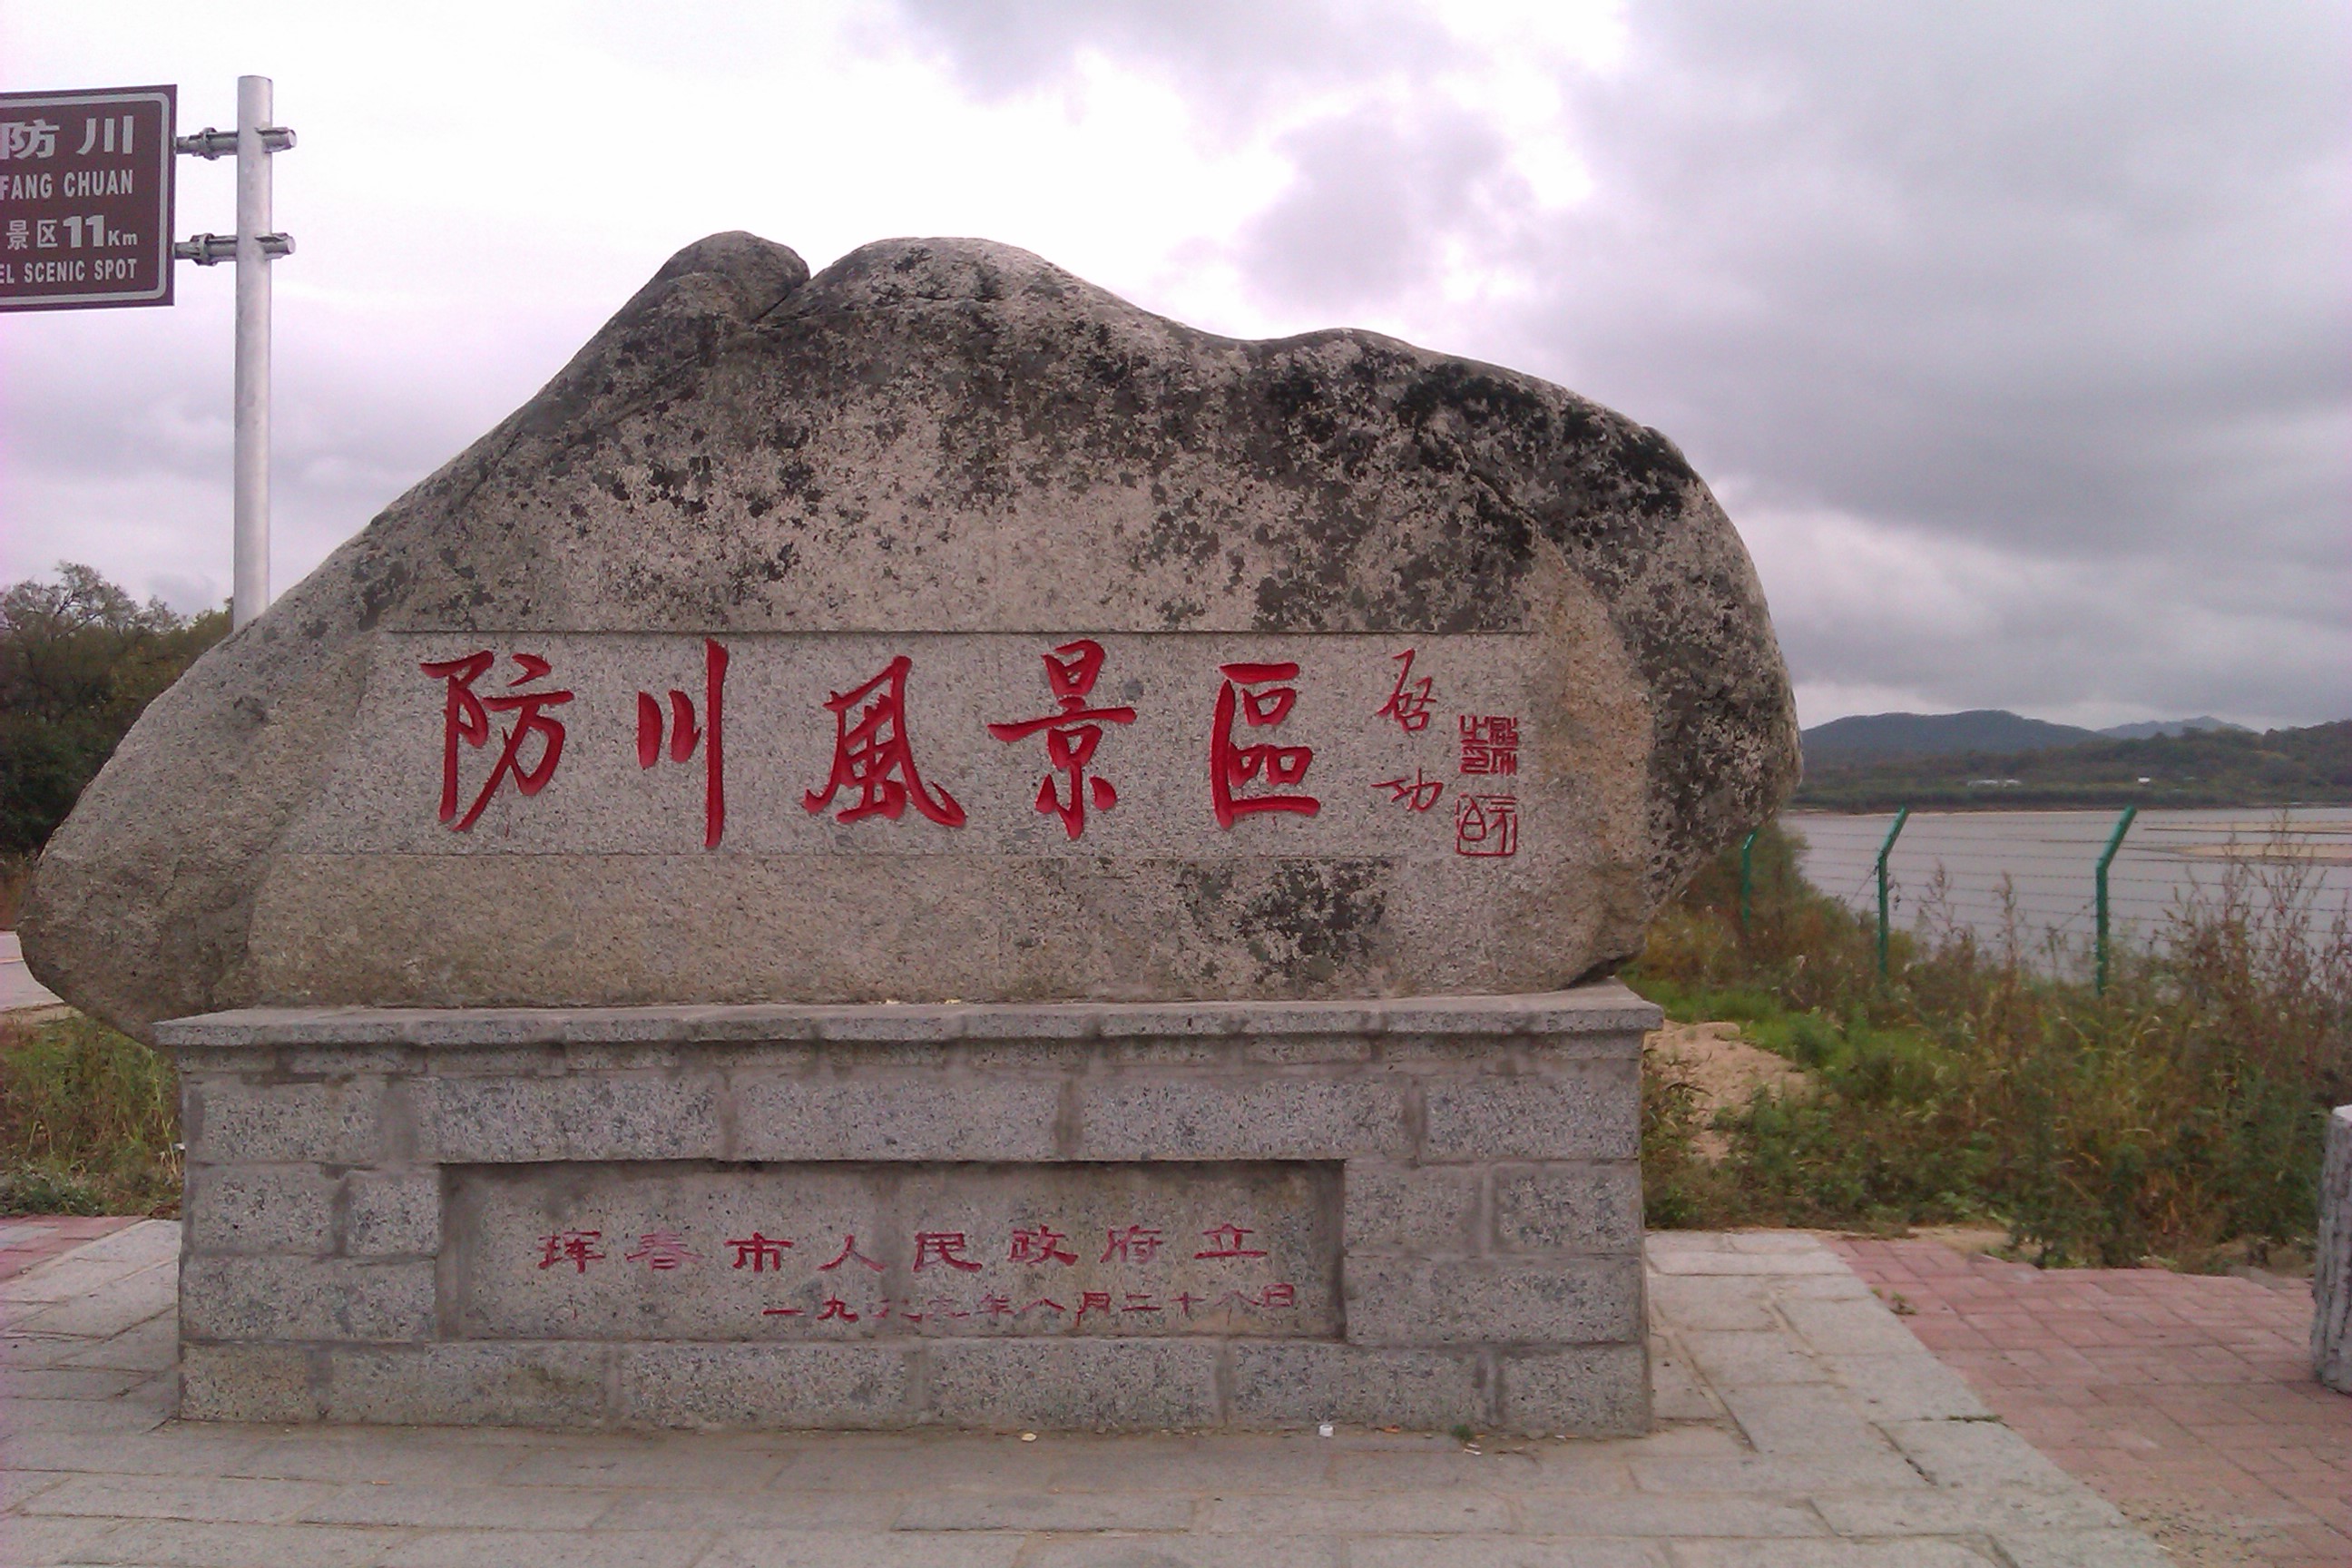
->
xmin=1644 ymin=1021 xmax=1808 ymax=1161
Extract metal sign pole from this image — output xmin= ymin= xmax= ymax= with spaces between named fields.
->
xmin=174 ymin=78 xmax=294 ymax=630
xmin=231 ymin=75 xmax=272 ymax=630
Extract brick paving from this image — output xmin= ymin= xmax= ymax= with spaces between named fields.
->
xmin=0 ymin=1224 xmax=2171 ymax=1565
xmin=1833 ymin=1236 xmax=2352 ymax=1567
xmin=0 ymin=1218 xmax=140 ymax=1284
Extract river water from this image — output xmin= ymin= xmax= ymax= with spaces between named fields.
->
xmin=1783 ymin=808 xmax=2352 ymax=972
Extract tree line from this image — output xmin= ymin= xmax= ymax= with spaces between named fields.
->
xmin=1794 ymin=720 xmax=2352 ymax=811
xmin=1 ymin=564 xmax=228 ymax=859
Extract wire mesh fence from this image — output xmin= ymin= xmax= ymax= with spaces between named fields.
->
xmin=1783 ymin=808 xmax=2352 ymax=978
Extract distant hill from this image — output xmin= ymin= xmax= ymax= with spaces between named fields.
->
xmin=1793 ymin=718 xmax=2352 ymax=810
xmin=1802 ymin=710 xmax=2101 ymax=765
xmin=2096 ymin=716 xmax=2249 ymax=741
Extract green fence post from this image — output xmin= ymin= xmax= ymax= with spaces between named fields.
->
xmin=1876 ymin=807 xmax=1910 ymax=979
xmin=1738 ymin=829 xmax=1758 ymax=934
xmin=2094 ymin=804 xmax=2138 ymax=995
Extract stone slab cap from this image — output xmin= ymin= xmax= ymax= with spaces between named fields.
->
xmin=25 ymin=231 xmax=1797 ymax=1038
xmin=153 ymin=984 xmax=1661 ymax=1049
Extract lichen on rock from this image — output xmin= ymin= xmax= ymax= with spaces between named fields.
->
xmin=23 ymin=232 xmax=1798 ymax=1037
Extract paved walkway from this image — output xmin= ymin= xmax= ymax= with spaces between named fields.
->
xmin=0 ymin=1224 xmax=2164 ymax=1566
xmin=0 ymin=1219 xmax=141 ymax=1285
xmin=1834 ymin=1238 xmax=2350 ymax=1568
xmin=0 ymin=932 xmax=66 ymax=1017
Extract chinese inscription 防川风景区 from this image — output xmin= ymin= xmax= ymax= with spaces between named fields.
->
xmin=413 ymin=639 xmax=1522 ymax=858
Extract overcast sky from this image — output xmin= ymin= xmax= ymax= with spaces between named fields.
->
xmin=2 ymin=1 xmax=2344 ymax=730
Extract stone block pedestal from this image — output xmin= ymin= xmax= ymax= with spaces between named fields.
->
xmin=155 ymin=986 xmax=1655 ymax=1434
xmin=2318 ymin=1104 xmax=2351 ymax=1394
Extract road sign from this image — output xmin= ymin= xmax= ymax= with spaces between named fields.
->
xmin=0 ymin=84 xmax=177 ymax=312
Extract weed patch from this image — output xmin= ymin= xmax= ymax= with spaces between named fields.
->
xmin=1632 ymin=824 xmax=2348 ymax=1269
xmin=0 ymin=1012 xmax=180 ymax=1216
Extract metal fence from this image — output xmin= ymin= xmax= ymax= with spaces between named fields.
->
xmin=1772 ymin=808 xmax=2352 ymax=983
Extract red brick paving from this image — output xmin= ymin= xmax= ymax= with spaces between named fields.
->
xmin=0 ymin=1215 xmax=139 ymax=1282
xmin=1834 ymin=1236 xmax=2352 ymax=1567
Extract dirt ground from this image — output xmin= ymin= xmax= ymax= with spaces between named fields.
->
xmin=1643 ymin=1019 xmax=1810 ymax=1158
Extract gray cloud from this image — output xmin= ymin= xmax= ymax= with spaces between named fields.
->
xmin=1234 ymin=107 xmax=1524 ymax=314
xmin=892 ymin=0 xmax=1449 ymax=114
xmin=7 ymin=4 xmax=2341 ymax=731
xmin=1 ymin=308 xmax=558 ymax=620
xmin=901 ymin=0 xmax=2352 ymax=728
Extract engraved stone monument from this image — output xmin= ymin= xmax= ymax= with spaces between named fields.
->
xmin=24 ymin=232 xmax=1798 ymax=1433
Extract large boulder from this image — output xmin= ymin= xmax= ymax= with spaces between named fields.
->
xmin=24 ymin=233 xmax=1798 ymax=1037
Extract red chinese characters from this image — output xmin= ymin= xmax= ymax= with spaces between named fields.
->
xmin=524 ymin=1213 xmax=1308 ymax=1332
xmin=1100 ymin=1225 xmax=1164 ymax=1264
xmin=418 ymin=651 xmax=574 ymax=830
xmin=1374 ymin=767 xmax=1444 ymax=812
xmin=534 ymin=1230 xmax=604 ymax=1273
xmin=802 ymin=655 xmax=965 ymax=827
xmin=1454 ymin=793 xmax=1519 ymax=858
xmin=1458 ymin=713 xmax=1520 ymax=775
xmin=1008 ymin=1226 xmax=1078 ymax=1266
xmin=1221 ymin=1282 xmax=1297 ymax=1312
xmin=986 ymin=639 xmax=1136 ymax=839
xmin=625 ymin=1230 xmax=701 ymax=1271
xmin=818 ymin=1235 xmax=887 ymax=1273
xmin=636 ymin=638 xmax=729 ymax=848
xmin=912 ymin=1231 xmax=984 ymax=1272
xmin=1209 ymin=662 xmax=1318 ymax=828
xmin=1193 ymin=1222 xmax=1269 ymax=1260
xmin=1375 ymin=648 xmax=1435 ymax=732
xmin=725 ymin=1232 xmax=791 ymax=1272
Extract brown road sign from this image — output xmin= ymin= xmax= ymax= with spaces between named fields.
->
xmin=0 ymin=84 xmax=176 ymax=312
